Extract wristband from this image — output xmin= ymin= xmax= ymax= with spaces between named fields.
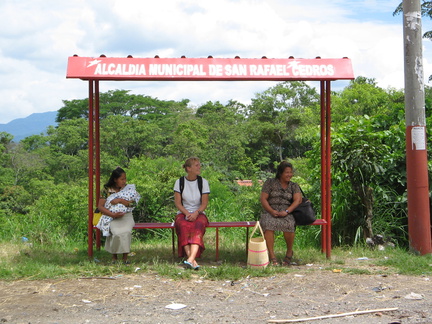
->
xmin=285 ymin=209 xmax=290 ymax=214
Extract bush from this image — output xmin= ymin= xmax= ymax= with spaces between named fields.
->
xmin=23 ymin=181 xmax=88 ymax=244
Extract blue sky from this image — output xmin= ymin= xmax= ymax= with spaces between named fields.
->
xmin=0 ymin=0 xmax=431 ymax=124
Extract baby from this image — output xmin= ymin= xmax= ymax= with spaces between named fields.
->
xmin=104 ymin=184 xmax=140 ymax=213
xmin=96 ymin=184 xmax=141 ymax=236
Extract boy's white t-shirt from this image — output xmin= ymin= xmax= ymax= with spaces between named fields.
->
xmin=174 ymin=177 xmax=210 ymax=213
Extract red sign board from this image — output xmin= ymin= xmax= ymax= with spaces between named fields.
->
xmin=66 ymin=56 xmax=354 ymax=81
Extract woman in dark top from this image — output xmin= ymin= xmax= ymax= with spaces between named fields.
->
xmin=260 ymin=161 xmax=302 ymax=266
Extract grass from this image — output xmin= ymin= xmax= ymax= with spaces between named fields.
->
xmin=1 ymin=236 xmax=432 ymax=281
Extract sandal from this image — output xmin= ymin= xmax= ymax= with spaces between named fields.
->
xmin=183 ymin=260 xmax=194 ymax=269
xmin=270 ymin=258 xmax=279 ymax=266
xmin=283 ymin=252 xmax=294 ymax=266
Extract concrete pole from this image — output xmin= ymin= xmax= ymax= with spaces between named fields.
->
xmin=403 ymin=0 xmax=432 ymax=254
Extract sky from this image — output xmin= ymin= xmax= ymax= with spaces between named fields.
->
xmin=1 ymin=0 xmax=431 ymax=124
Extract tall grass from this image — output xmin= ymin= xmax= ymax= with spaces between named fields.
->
xmin=1 ymin=232 xmax=432 ymax=281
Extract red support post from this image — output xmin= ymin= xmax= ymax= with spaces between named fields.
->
xmin=87 ymin=81 xmax=95 ymax=259
xmin=325 ymin=81 xmax=332 ymax=258
xmin=215 ymin=228 xmax=220 ymax=261
xmin=406 ymin=126 xmax=432 ymax=254
xmin=94 ymin=82 xmax=101 ymax=251
xmin=95 ymin=81 xmax=100 ymax=210
xmin=320 ymin=81 xmax=327 ymax=254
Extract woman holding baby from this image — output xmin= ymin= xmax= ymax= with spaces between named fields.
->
xmin=97 ymin=167 xmax=140 ymax=264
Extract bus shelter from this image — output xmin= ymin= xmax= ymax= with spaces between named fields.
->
xmin=66 ymin=55 xmax=355 ymax=258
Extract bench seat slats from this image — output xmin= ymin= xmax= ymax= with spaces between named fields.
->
xmin=130 ymin=219 xmax=326 ymax=230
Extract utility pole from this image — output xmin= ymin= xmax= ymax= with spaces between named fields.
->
xmin=403 ymin=0 xmax=432 ymax=254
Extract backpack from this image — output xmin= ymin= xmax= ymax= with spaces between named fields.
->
xmin=179 ymin=175 xmax=203 ymax=196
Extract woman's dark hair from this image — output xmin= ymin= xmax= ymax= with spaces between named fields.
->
xmin=104 ymin=167 xmax=126 ymax=189
xmin=275 ymin=161 xmax=294 ymax=179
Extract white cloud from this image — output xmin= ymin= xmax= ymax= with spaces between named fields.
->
xmin=0 ymin=0 xmax=430 ymax=123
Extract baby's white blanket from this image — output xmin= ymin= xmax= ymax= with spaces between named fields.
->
xmin=96 ymin=184 xmax=141 ymax=236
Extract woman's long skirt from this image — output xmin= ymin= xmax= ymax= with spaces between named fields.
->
xmin=175 ymin=213 xmax=209 ymax=258
xmin=105 ymin=212 xmax=135 ymax=254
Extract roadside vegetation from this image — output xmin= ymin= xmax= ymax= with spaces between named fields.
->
xmin=1 ymin=77 xmax=432 ymax=281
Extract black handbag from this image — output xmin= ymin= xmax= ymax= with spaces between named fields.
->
xmin=292 ymin=187 xmax=316 ymax=225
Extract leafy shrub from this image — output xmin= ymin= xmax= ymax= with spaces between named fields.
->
xmin=22 ymin=181 xmax=88 ymax=244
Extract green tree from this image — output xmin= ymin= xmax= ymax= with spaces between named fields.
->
xmin=100 ymin=115 xmax=164 ymax=164
xmin=0 ymin=132 xmax=13 ymax=165
xmin=24 ymin=181 xmax=88 ymax=243
xmin=21 ymin=133 xmax=50 ymax=151
xmin=164 ymin=119 xmax=208 ymax=161
xmin=195 ymin=100 xmax=252 ymax=177
xmin=56 ymin=97 xmax=89 ymax=122
xmin=57 ymin=89 xmax=136 ymax=121
xmin=0 ymin=185 xmax=32 ymax=216
xmin=331 ymin=77 xmax=397 ymax=123
xmin=0 ymin=132 xmax=15 ymax=188
xmin=57 ymin=90 xmax=191 ymax=123
xmin=246 ymin=81 xmax=320 ymax=164
xmin=7 ymin=143 xmax=46 ymax=186
xmin=306 ymin=113 xmax=408 ymax=245
xmin=47 ymin=119 xmax=88 ymax=155
xmin=331 ymin=116 xmax=394 ymax=239
xmin=303 ymin=78 xmax=407 ymax=245
xmin=127 ymin=157 xmax=181 ymax=223
xmin=41 ymin=119 xmax=89 ymax=183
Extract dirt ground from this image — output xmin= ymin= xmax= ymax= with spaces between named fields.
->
xmin=1 ymin=260 xmax=431 ymax=324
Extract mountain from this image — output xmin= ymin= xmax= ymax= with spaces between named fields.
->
xmin=0 ymin=111 xmax=58 ymax=142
